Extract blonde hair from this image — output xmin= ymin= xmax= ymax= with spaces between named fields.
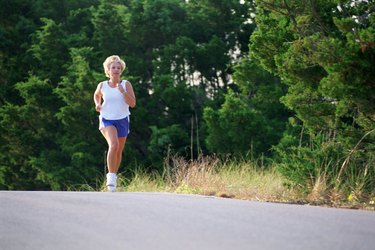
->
xmin=103 ymin=55 xmax=126 ymax=78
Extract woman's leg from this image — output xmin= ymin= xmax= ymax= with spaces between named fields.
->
xmin=114 ymin=137 xmax=127 ymax=173
xmin=101 ymin=126 xmax=119 ymax=173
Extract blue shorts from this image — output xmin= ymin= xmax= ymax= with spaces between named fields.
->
xmin=99 ymin=116 xmax=130 ymax=138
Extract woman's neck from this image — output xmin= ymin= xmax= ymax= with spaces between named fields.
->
xmin=109 ymin=78 xmax=121 ymax=86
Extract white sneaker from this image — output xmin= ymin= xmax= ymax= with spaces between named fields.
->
xmin=107 ymin=185 xmax=116 ymax=192
xmin=106 ymin=173 xmax=117 ymax=192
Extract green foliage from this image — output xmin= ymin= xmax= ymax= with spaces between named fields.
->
xmin=92 ymin=0 xmax=130 ymax=57
xmin=274 ymin=123 xmax=375 ymax=196
xmin=233 ymin=57 xmax=290 ymax=122
xmin=204 ymin=89 xmax=268 ymax=156
xmin=251 ymin=0 xmax=375 ymax=190
xmin=29 ymin=18 xmax=70 ymax=83
xmin=204 ymin=58 xmax=289 ymax=158
xmin=54 ymin=47 xmax=104 ymax=187
xmin=0 ymin=0 xmax=38 ymax=104
xmin=3 ymin=0 xmax=372 ymax=196
xmin=148 ymin=124 xmax=190 ymax=168
xmin=0 ymin=75 xmax=60 ymax=189
xmin=274 ymin=128 xmax=340 ymax=190
xmin=152 ymin=75 xmax=194 ymax=127
xmin=252 ymin=0 xmax=375 ymax=132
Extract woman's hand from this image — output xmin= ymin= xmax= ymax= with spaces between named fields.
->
xmin=117 ymin=83 xmax=125 ymax=94
xmin=95 ymin=104 xmax=102 ymax=112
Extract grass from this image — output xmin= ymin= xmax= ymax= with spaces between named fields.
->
xmin=161 ymin=155 xmax=297 ymax=202
xmin=73 ymin=155 xmax=374 ymax=211
xmin=71 ymin=129 xmax=375 ymax=210
xmin=305 ymin=162 xmax=375 ymax=210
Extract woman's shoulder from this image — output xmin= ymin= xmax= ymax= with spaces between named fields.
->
xmin=122 ymin=79 xmax=132 ymax=86
xmin=99 ymin=80 xmax=109 ymax=86
xmin=121 ymin=79 xmax=132 ymax=86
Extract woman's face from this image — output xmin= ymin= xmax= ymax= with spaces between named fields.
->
xmin=109 ymin=62 xmax=122 ymax=78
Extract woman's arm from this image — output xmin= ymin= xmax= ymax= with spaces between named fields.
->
xmin=122 ymin=81 xmax=136 ymax=108
xmin=94 ymin=82 xmax=103 ymax=112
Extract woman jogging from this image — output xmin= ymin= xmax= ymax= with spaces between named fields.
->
xmin=93 ymin=55 xmax=136 ymax=192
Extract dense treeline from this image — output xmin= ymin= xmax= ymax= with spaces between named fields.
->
xmin=0 ymin=0 xmax=373 ymax=194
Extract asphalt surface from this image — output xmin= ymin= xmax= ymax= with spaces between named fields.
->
xmin=1 ymin=191 xmax=374 ymax=250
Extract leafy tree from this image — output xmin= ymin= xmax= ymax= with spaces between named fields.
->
xmin=251 ymin=0 xmax=375 ymax=188
xmin=148 ymin=0 xmax=256 ymax=162
xmin=92 ymin=0 xmax=130 ymax=57
xmin=204 ymin=89 xmax=268 ymax=156
xmin=0 ymin=0 xmax=259 ymax=189
xmin=0 ymin=75 xmax=60 ymax=189
xmin=203 ymin=55 xmax=290 ymax=158
xmin=0 ymin=0 xmax=100 ymax=189
xmin=0 ymin=0 xmax=38 ymax=104
xmin=29 ymin=18 xmax=70 ymax=84
xmin=156 ymin=0 xmax=255 ymax=94
xmin=121 ymin=0 xmax=256 ymax=166
xmin=233 ymin=57 xmax=290 ymax=136
xmin=55 ymin=47 xmax=104 ymax=187
xmin=251 ymin=0 xmax=374 ymax=132
xmin=148 ymin=124 xmax=190 ymax=167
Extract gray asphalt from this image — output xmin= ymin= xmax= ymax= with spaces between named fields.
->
xmin=0 ymin=191 xmax=374 ymax=250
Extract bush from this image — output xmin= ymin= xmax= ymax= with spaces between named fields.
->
xmin=274 ymin=124 xmax=375 ymax=201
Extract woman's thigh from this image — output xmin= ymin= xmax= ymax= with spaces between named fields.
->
xmin=101 ymin=126 xmax=119 ymax=146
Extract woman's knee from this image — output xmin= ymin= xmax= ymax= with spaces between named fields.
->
xmin=109 ymin=140 xmax=120 ymax=151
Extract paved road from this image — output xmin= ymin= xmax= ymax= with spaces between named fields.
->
xmin=0 ymin=191 xmax=374 ymax=250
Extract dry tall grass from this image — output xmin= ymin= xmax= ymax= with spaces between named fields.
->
xmin=117 ymin=155 xmax=299 ymax=203
xmin=114 ymin=155 xmax=375 ymax=210
xmin=73 ymin=155 xmax=374 ymax=210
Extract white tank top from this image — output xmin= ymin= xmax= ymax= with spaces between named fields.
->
xmin=100 ymin=80 xmax=130 ymax=120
